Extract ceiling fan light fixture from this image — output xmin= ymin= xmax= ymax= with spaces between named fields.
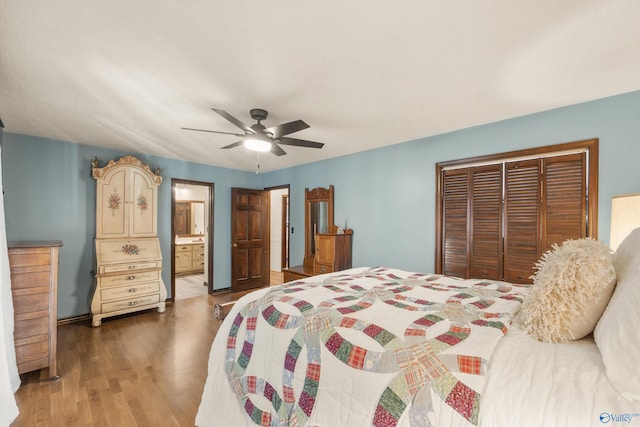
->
xmin=244 ymin=137 xmax=271 ymax=152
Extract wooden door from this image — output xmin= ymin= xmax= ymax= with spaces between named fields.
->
xmin=469 ymin=164 xmax=503 ymax=280
xmin=441 ymin=168 xmax=469 ymax=278
xmin=174 ymin=202 xmax=190 ymax=236
xmin=231 ymin=188 xmax=269 ymax=292
xmin=542 ymin=152 xmax=587 ymax=251
xmin=503 ymin=159 xmax=541 ymax=283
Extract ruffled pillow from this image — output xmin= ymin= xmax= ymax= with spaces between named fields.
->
xmin=520 ymin=238 xmax=616 ymax=343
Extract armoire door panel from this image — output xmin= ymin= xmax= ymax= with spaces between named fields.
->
xmin=130 ymin=169 xmax=157 ymax=237
xmin=97 ymin=169 xmax=128 ymax=237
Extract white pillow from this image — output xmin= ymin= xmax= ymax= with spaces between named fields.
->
xmin=595 ymin=227 xmax=640 ymax=402
xmin=520 ymin=238 xmax=616 ymax=343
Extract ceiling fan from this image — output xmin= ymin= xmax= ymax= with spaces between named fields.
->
xmin=182 ymin=108 xmax=324 ymax=156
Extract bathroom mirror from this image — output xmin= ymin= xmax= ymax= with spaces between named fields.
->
xmin=175 ymin=200 xmax=205 ymax=236
xmin=304 ymin=186 xmax=335 ymax=267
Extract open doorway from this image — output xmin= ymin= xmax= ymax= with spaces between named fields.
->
xmin=171 ymin=179 xmax=214 ymax=301
xmin=267 ymin=185 xmax=290 ymax=286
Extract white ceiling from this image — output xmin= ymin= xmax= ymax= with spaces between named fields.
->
xmin=1 ymin=1 xmax=639 ymax=172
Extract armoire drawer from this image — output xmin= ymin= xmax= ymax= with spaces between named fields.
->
xmin=102 ymin=293 xmax=161 ymax=313
xmin=99 ymin=261 xmax=161 ymax=274
xmin=100 ymin=281 xmax=161 ymax=301
xmin=98 ymin=269 xmax=160 ymax=287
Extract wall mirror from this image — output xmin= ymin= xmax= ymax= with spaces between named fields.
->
xmin=175 ymin=200 xmax=205 ymax=236
xmin=304 ymin=186 xmax=335 ymax=267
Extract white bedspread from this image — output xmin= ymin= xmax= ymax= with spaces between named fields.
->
xmin=480 ymin=316 xmax=640 ymax=427
xmin=196 ymin=267 xmax=526 ymax=427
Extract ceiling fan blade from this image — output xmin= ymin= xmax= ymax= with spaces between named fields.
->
xmin=271 ymin=143 xmax=287 ymax=156
xmin=278 ymin=137 xmax=324 ymax=149
xmin=221 ymin=141 xmax=244 ymax=149
xmin=211 ymin=108 xmax=254 ymax=134
xmin=265 ymin=120 xmax=310 ymax=138
xmin=182 ymin=127 xmax=244 ymax=137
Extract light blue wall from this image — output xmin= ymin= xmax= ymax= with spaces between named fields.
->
xmin=2 ymin=90 xmax=640 ymax=319
xmin=262 ymin=90 xmax=640 ymax=272
xmin=1 ymin=134 xmax=259 ymax=318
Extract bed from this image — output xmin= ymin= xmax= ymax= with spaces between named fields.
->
xmin=196 ymin=230 xmax=640 ymax=427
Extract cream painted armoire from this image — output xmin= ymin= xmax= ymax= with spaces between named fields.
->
xmin=90 ymin=155 xmax=167 ymax=327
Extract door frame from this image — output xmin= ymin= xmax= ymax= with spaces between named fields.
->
xmin=171 ymin=178 xmax=215 ymax=300
xmin=265 ymin=184 xmax=291 ymax=272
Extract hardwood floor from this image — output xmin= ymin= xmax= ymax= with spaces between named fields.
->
xmin=270 ymin=269 xmax=284 ymax=285
xmin=11 ymin=289 xmax=257 ymax=427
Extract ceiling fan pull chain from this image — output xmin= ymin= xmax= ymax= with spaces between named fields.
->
xmin=256 ymin=152 xmax=260 ymax=174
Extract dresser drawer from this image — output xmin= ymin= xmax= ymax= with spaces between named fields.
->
xmin=10 ymin=267 xmax=52 ymax=290
xmin=15 ymin=336 xmax=49 ymax=367
xmin=101 ymin=281 xmax=160 ymax=301
xmin=99 ymin=269 xmax=160 ymax=287
xmin=284 ymin=271 xmax=305 ymax=282
xmin=102 ymin=293 xmax=160 ymax=313
xmin=99 ymin=261 xmax=161 ymax=274
xmin=14 ymin=315 xmax=49 ymax=340
xmin=192 ymin=260 xmax=205 ymax=270
xmin=8 ymin=248 xmax=51 ymax=268
xmin=176 ymin=245 xmax=193 ymax=252
xmin=314 ymin=263 xmax=333 ymax=274
xmin=11 ymin=289 xmax=49 ymax=315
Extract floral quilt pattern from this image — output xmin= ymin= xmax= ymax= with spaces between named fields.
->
xmin=224 ymin=267 xmax=527 ymax=427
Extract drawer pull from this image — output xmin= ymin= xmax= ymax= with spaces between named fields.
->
xmin=125 ymin=275 xmax=137 ymax=281
xmin=126 ymin=288 xmax=137 ymax=293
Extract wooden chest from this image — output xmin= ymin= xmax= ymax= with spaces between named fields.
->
xmin=8 ymin=240 xmax=62 ymax=379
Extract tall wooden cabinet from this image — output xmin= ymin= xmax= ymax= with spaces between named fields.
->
xmin=91 ymin=155 xmax=166 ymax=327
xmin=314 ymin=232 xmax=353 ymax=274
xmin=8 ymin=241 xmax=62 ymax=378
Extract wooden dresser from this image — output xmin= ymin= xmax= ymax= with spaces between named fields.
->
xmin=314 ymin=232 xmax=352 ymax=274
xmin=8 ymin=240 xmax=62 ymax=379
xmin=283 ymin=264 xmax=315 ymax=282
xmin=90 ymin=156 xmax=166 ymax=327
xmin=285 ymin=231 xmax=353 ymax=282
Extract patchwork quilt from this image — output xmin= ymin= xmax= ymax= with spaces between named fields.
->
xmin=197 ymin=267 xmax=528 ymax=427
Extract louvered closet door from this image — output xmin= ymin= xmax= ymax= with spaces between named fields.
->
xmin=442 ymin=169 xmax=469 ymax=278
xmin=504 ymin=159 xmax=540 ymax=283
xmin=542 ymin=153 xmax=587 ymax=251
xmin=437 ymin=139 xmax=596 ymax=284
xmin=470 ymin=165 xmax=503 ymax=280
